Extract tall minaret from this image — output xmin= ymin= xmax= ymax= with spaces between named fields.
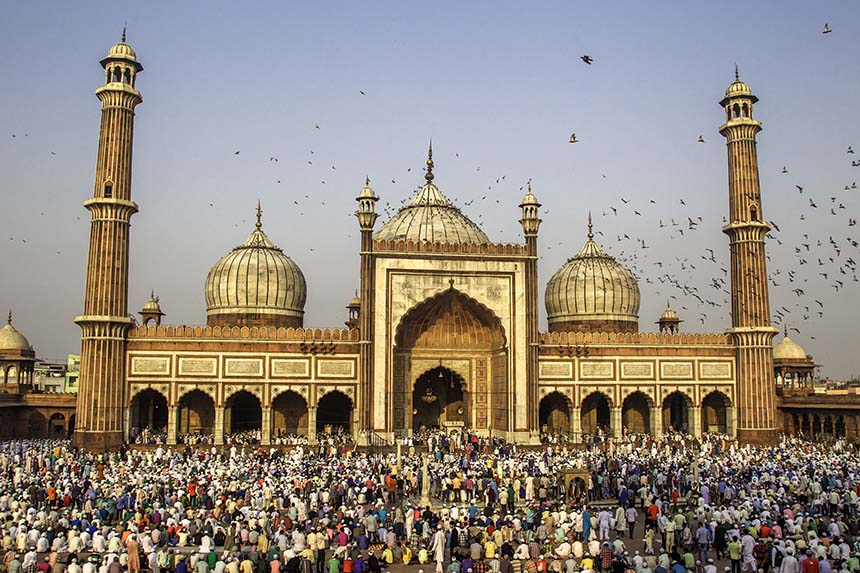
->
xmin=73 ymin=31 xmax=143 ymax=451
xmin=719 ymin=68 xmax=779 ymax=443
xmin=355 ymin=175 xmax=379 ymax=443
xmin=519 ymin=181 xmax=541 ymax=440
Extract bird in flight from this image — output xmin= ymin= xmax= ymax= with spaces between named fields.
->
xmin=848 ymin=146 xmax=854 ymax=154
xmin=360 ymin=91 xmax=366 ymax=95
xmin=569 ymin=133 xmax=578 ymax=143
xmin=823 ymin=23 xmax=832 ymax=34
xmin=782 ymin=166 xmax=788 ymax=173
xmin=698 ymin=135 xmax=705 ymax=143
xmin=234 ymin=151 xmax=240 ymax=155
xmin=581 ymin=55 xmax=593 ymax=65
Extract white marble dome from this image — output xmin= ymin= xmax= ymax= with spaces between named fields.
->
xmin=204 ymin=216 xmax=306 ymax=328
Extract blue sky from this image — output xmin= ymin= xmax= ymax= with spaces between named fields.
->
xmin=1 ymin=2 xmax=858 ymax=378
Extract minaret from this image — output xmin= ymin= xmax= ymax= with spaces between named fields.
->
xmin=519 ymin=181 xmax=541 ymax=439
xmin=73 ymin=31 xmax=143 ymax=451
xmin=719 ymin=68 xmax=779 ymax=443
xmin=355 ymin=175 xmax=379 ymax=442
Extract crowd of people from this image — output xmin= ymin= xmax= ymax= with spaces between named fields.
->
xmin=0 ymin=432 xmax=858 ymax=573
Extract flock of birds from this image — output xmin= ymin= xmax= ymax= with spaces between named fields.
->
xmin=3 ymin=19 xmax=853 ymax=367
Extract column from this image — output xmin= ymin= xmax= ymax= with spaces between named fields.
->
xmin=261 ymin=407 xmax=271 ymax=446
xmin=307 ymin=406 xmax=317 ymax=445
xmin=690 ymin=406 xmax=702 ymax=438
xmin=167 ymin=406 xmax=178 ymax=445
xmin=570 ymin=407 xmax=582 ymax=443
xmin=214 ymin=407 xmax=225 ymax=446
xmin=726 ymin=406 xmax=737 ymax=439
xmin=611 ymin=407 xmax=622 ymax=440
xmin=649 ymin=406 xmax=662 ymax=440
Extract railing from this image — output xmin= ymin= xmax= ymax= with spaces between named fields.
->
xmin=368 ymin=431 xmax=391 ymax=448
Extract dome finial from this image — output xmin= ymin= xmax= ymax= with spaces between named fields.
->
xmin=734 ymin=63 xmax=739 ymax=81
xmin=587 ymin=212 xmax=594 ymax=240
xmin=6 ymin=309 xmax=11 ymax=325
xmin=365 ymin=175 xmax=370 ymax=186
xmin=784 ymin=323 xmax=788 ymax=338
xmin=425 ymin=140 xmax=435 ymax=182
xmin=256 ymin=200 xmax=263 ymax=229
xmin=122 ymin=24 xmax=127 ymax=44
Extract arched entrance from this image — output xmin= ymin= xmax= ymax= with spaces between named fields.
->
xmin=68 ymin=414 xmax=76 ymax=439
xmin=412 ymin=367 xmax=466 ymax=432
xmin=49 ymin=413 xmax=66 ymax=438
xmin=317 ymin=390 xmax=352 ymax=434
xmin=701 ymin=391 xmax=730 ymax=434
xmin=272 ymin=391 xmax=308 ymax=438
xmin=622 ymin=392 xmax=651 ymax=434
xmin=539 ymin=392 xmax=571 ymax=434
xmin=28 ymin=412 xmax=46 ymax=437
xmin=225 ymin=391 xmax=262 ymax=439
xmin=130 ymin=389 xmax=168 ymax=437
xmin=393 ymin=287 xmax=508 ymax=435
xmin=581 ymin=392 xmax=611 ymax=436
xmin=177 ymin=390 xmax=215 ymax=436
xmin=663 ymin=392 xmax=691 ymax=433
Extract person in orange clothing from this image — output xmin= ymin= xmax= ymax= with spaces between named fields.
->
xmin=188 ymin=481 xmax=198 ymax=508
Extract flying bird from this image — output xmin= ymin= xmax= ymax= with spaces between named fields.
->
xmin=581 ymin=55 xmax=593 ymax=65
xmin=698 ymin=135 xmax=705 ymax=143
xmin=823 ymin=23 xmax=832 ymax=34
xmin=569 ymin=133 xmax=578 ymax=143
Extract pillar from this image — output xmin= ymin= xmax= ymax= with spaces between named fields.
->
xmin=611 ymin=407 xmax=622 ymax=439
xmin=167 ymin=406 xmax=178 ymax=445
xmin=570 ymin=406 xmax=582 ymax=442
xmin=690 ymin=406 xmax=702 ymax=438
xmin=650 ymin=406 xmax=662 ymax=439
xmin=214 ymin=407 xmax=225 ymax=446
xmin=261 ymin=407 xmax=271 ymax=446
xmin=726 ymin=406 xmax=737 ymax=439
xmin=307 ymin=406 xmax=317 ymax=445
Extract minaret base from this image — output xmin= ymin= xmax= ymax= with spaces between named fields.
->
xmin=72 ymin=430 xmax=125 ymax=452
xmin=736 ymin=427 xmax=779 ymax=446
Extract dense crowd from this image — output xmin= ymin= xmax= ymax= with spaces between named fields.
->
xmin=0 ymin=432 xmax=858 ymax=573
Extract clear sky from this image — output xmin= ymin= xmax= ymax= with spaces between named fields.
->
xmin=1 ymin=2 xmax=858 ymax=378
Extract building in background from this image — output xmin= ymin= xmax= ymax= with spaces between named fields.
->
xmin=65 ymin=355 xmax=80 ymax=394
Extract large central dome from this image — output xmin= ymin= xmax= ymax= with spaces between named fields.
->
xmin=373 ymin=146 xmax=489 ymax=245
xmin=204 ymin=206 xmax=306 ymax=328
xmin=545 ymin=216 xmax=640 ymax=333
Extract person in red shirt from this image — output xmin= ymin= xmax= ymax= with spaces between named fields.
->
xmin=802 ymin=551 xmax=820 ymax=573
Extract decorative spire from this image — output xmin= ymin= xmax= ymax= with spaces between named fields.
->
xmin=666 ymin=300 xmax=671 ymax=309
xmin=784 ymin=324 xmax=788 ymax=337
xmin=150 ymin=289 xmax=155 ymax=300
xmin=365 ymin=175 xmax=370 ymax=186
xmin=255 ymin=200 xmax=263 ymax=229
xmin=734 ymin=63 xmax=739 ymax=81
xmin=425 ymin=140 xmax=434 ymax=182
xmin=527 ymin=179 xmax=532 ymax=194
xmin=122 ymin=24 xmax=127 ymax=44
xmin=587 ymin=212 xmax=594 ymax=240
xmin=6 ymin=310 xmax=10 ymax=325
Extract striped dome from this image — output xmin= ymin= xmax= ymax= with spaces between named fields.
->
xmin=545 ymin=224 xmax=640 ymax=332
xmin=204 ymin=219 xmax=306 ymax=328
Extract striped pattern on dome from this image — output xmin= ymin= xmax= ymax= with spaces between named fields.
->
xmin=373 ymin=182 xmax=490 ymax=245
xmin=545 ymin=238 xmax=640 ymax=325
xmin=205 ymin=227 xmax=306 ymax=321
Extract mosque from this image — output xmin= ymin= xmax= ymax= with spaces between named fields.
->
xmin=60 ymin=36 xmax=854 ymax=451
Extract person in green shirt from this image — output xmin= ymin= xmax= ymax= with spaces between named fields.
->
xmin=328 ymin=557 xmax=341 ymax=573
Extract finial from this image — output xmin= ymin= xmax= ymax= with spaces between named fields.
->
xmin=122 ymin=24 xmax=127 ymax=44
xmin=365 ymin=175 xmax=370 ymax=187
xmin=6 ymin=310 xmax=10 ymax=325
xmin=150 ymin=289 xmax=155 ymax=300
xmin=527 ymin=179 xmax=532 ymax=194
xmin=255 ymin=200 xmax=263 ymax=229
xmin=784 ymin=324 xmax=788 ymax=337
xmin=734 ymin=63 xmax=739 ymax=81
xmin=448 ymin=277 xmax=455 ymax=289
xmin=587 ymin=212 xmax=593 ymax=240
xmin=666 ymin=300 xmax=671 ymax=309
xmin=425 ymin=140 xmax=434 ymax=182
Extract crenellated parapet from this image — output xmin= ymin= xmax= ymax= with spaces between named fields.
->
xmin=129 ymin=324 xmax=359 ymax=342
xmin=372 ymin=238 xmax=527 ymax=257
xmin=540 ymin=330 xmax=731 ymax=347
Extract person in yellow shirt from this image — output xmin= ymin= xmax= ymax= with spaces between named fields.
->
xmin=402 ymin=546 xmax=412 ymax=565
xmin=484 ymin=540 xmax=497 ymax=560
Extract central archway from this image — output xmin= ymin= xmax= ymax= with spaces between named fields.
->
xmin=663 ymin=391 xmax=691 ymax=433
xmin=412 ymin=367 xmax=466 ymax=432
xmin=622 ymin=392 xmax=652 ymax=434
xmin=393 ymin=286 xmax=508 ymax=435
xmin=581 ymin=392 xmax=611 ymax=436
xmin=177 ymin=390 xmax=215 ymax=437
xmin=131 ymin=389 xmax=168 ymax=439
